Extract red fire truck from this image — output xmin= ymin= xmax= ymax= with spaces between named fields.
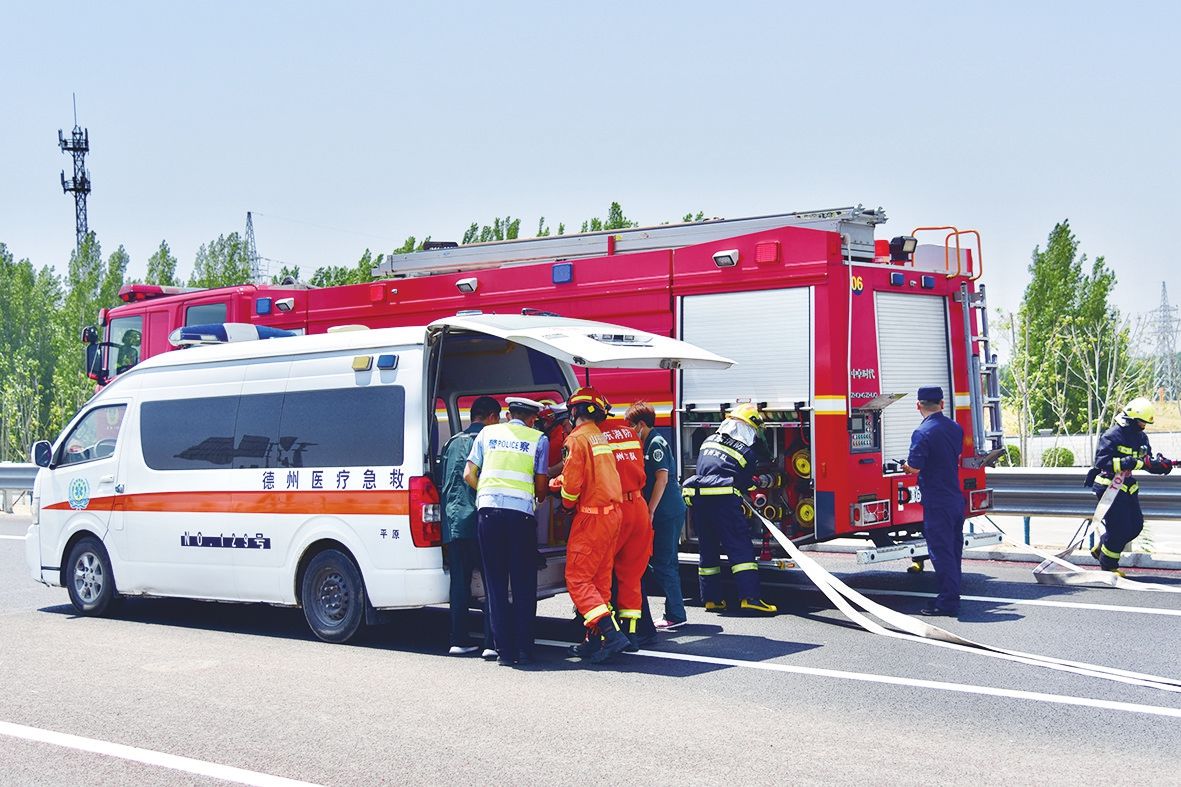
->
xmin=84 ymin=206 xmax=1003 ymax=567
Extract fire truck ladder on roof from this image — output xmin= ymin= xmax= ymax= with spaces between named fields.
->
xmin=957 ymin=282 xmax=1004 ymax=458
xmin=372 ymin=205 xmax=888 ymax=278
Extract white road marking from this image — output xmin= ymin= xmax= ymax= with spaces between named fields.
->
xmin=0 ymin=721 xmax=322 ymax=787
xmin=536 ymin=639 xmax=1181 ymax=719
xmin=847 ymin=587 xmax=1181 ymax=618
xmin=0 ymin=535 xmax=26 ymax=541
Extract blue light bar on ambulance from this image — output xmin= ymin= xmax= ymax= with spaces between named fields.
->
xmin=168 ymin=323 xmax=297 ymax=347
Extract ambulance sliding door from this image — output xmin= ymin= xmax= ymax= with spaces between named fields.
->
xmin=874 ymin=292 xmax=953 ymax=463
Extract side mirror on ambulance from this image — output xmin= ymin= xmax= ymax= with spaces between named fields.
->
xmin=31 ymin=440 xmax=52 ymax=468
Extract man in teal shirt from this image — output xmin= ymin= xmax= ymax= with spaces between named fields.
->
xmin=441 ymin=396 xmax=501 ymax=656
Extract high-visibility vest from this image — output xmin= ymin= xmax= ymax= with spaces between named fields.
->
xmin=476 ymin=422 xmax=542 ymax=507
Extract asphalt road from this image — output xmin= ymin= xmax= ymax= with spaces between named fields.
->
xmin=2 ymin=513 xmax=1180 ymax=786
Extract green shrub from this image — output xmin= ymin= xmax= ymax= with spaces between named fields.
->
xmin=1041 ymin=446 xmax=1075 ymax=468
xmin=999 ymin=444 xmax=1021 ymax=467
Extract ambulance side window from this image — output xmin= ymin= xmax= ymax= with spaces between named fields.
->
xmin=141 ymin=396 xmax=239 ymax=470
xmin=278 ymin=387 xmax=406 ymax=468
xmin=57 ymin=405 xmax=127 ymax=466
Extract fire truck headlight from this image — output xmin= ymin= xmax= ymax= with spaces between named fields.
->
xmin=456 ymin=277 xmax=478 ymax=294
xmin=712 ymin=249 xmax=739 ymax=268
xmin=889 ymin=236 xmax=918 ymax=262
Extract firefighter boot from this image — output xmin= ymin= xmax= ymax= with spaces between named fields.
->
xmin=740 ymin=598 xmax=778 ymax=615
xmin=568 ymin=630 xmax=602 ymax=659
xmin=590 ymin=613 xmax=631 ymax=664
xmin=704 ymin=600 xmax=727 ymax=613
xmin=1090 ymin=544 xmax=1102 ymax=562
xmin=621 ymin=616 xmax=656 ymax=653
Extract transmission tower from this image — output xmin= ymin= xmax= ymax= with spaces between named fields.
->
xmin=1151 ymin=281 xmax=1180 ymax=402
xmin=58 ymin=95 xmax=92 ymax=249
xmin=245 ymin=211 xmax=263 ymax=282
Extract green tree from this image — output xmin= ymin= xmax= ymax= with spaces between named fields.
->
xmin=463 ymin=217 xmax=521 ymax=244
xmin=189 ymin=232 xmax=251 ymax=288
xmin=580 ymin=201 xmax=637 ymax=233
xmin=145 ymin=240 xmax=179 ymax=286
xmin=1013 ymin=221 xmax=1121 ymax=432
xmin=270 ymin=265 xmax=302 ymax=285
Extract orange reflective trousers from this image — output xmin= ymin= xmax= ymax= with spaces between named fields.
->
xmin=565 ymin=507 xmax=622 ymax=627
xmin=613 ymin=495 xmax=653 ymax=625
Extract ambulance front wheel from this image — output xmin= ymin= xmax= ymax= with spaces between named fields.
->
xmin=65 ymin=536 xmax=117 ymax=616
xmin=301 ymin=549 xmax=366 ymax=644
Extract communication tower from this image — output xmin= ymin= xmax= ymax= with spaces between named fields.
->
xmin=245 ymin=211 xmax=263 ymax=282
xmin=58 ymin=95 xmax=92 ymax=249
xmin=1151 ymin=281 xmax=1180 ymax=402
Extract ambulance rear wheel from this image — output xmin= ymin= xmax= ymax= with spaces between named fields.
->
xmin=302 ymin=549 xmax=366 ymax=644
xmin=65 ymin=537 xmax=116 ymax=616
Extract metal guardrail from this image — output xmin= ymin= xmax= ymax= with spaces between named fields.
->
xmin=0 ymin=463 xmax=38 ymax=491
xmin=987 ymin=467 xmax=1181 ymax=520
xmin=3 ymin=462 xmax=1176 ymax=520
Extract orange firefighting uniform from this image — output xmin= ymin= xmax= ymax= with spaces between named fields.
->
xmin=602 ymin=419 xmax=652 ymax=628
xmin=560 ymin=421 xmax=623 ymax=628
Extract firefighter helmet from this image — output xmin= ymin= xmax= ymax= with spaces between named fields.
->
xmin=1123 ymin=397 xmax=1155 ymax=425
xmin=537 ymin=399 xmax=569 ymax=430
xmin=567 ymin=386 xmax=610 ymax=422
xmin=728 ymin=402 xmax=765 ymax=431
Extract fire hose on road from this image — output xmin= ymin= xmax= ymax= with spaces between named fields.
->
xmin=746 ymin=497 xmax=1181 ymax=694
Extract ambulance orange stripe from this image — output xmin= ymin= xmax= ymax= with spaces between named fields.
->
xmin=46 ymin=490 xmax=411 ymax=516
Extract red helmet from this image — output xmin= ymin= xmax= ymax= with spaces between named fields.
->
xmin=567 ymin=386 xmax=610 ymax=421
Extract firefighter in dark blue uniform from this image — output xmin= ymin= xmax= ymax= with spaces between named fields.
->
xmin=901 ymin=386 xmax=965 ymax=617
xmin=1086 ymin=398 xmax=1172 ymax=576
xmin=682 ymin=403 xmax=777 ymax=614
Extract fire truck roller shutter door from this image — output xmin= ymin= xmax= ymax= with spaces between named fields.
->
xmin=679 ymin=288 xmax=812 ymax=406
xmin=874 ymin=292 xmax=953 ymax=463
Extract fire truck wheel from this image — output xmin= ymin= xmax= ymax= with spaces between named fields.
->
xmin=65 ymin=537 xmax=117 ymax=616
xmin=301 ymin=549 xmax=366 ymax=644
xmin=907 ymin=560 xmax=925 ymax=573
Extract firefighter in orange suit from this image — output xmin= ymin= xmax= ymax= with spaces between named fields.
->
xmin=602 ymin=418 xmax=654 ymax=651
xmin=559 ymin=386 xmax=631 ymax=664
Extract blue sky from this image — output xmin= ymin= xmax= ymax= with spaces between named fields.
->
xmin=2 ymin=1 xmax=1178 ymax=326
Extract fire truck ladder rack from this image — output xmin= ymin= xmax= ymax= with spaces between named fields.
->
xmin=372 ymin=205 xmax=887 ymax=278
xmin=957 ymin=282 xmax=1004 ymax=456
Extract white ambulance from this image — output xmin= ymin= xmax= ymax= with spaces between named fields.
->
xmin=25 ymin=315 xmax=730 ymax=643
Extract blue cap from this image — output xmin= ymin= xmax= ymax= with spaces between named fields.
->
xmin=917 ymin=386 xmax=944 ymax=402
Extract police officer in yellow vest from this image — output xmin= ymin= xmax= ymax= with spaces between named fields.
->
xmin=464 ymin=397 xmax=549 ymax=666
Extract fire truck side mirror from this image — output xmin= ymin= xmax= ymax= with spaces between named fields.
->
xmin=84 ymin=341 xmax=108 ymax=386
xmin=81 ymin=326 xmax=98 ymax=345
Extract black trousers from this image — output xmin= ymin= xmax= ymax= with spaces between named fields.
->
xmin=1093 ymin=486 xmax=1144 ymax=569
xmin=446 ymin=536 xmax=493 ymax=648
xmin=477 ymin=508 xmax=538 ymax=660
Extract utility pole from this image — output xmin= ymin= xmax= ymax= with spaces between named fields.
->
xmin=1151 ymin=281 xmax=1180 ymax=403
xmin=58 ymin=94 xmax=92 ymax=249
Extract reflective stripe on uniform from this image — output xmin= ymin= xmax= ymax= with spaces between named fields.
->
xmin=1095 ymin=476 xmax=1140 ymax=495
xmin=583 ymin=603 xmax=611 ymax=623
xmin=683 ymin=486 xmax=738 ymax=497
xmin=611 ymin=441 xmax=642 ymax=452
xmin=703 ymin=442 xmax=748 ymax=467
xmin=731 ymin=562 xmax=758 ymax=573
xmin=699 ymin=566 xmax=722 ymax=576
xmin=592 ymin=445 xmax=615 ymax=456
xmin=618 ymin=609 xmax=642 ymax=619
xmin=1101 ymin=544 xmax=1123 ymax=559
xmin=561 ymin=488 xmax=579 ymax=502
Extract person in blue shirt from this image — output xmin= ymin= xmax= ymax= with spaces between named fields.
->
xmin=626 ymin=401 xmax=688 ymax=630
xmin=440 ymin=396 xmax=501 ymax=657
xmin=901 ymin=386 xmax=965 ymax=617
xmin=464 ymin=397 xmax=550 ymax=666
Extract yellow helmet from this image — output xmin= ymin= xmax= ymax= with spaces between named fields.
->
xmin=1123 ymin=397 xmax=1155 ymax=424
xmin=728 ymin=402 xmax=765 ymax=430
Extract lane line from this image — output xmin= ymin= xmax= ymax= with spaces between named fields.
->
xmin=0 ymin=721 xmax=322 ymax=787
xmin=850 ymin=587 xmax=1181 ymax=618
xmin=536 ymin=640 xmax=1181 ymax=719
xmin=0 ymin=535 xmax=26 ymax=540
